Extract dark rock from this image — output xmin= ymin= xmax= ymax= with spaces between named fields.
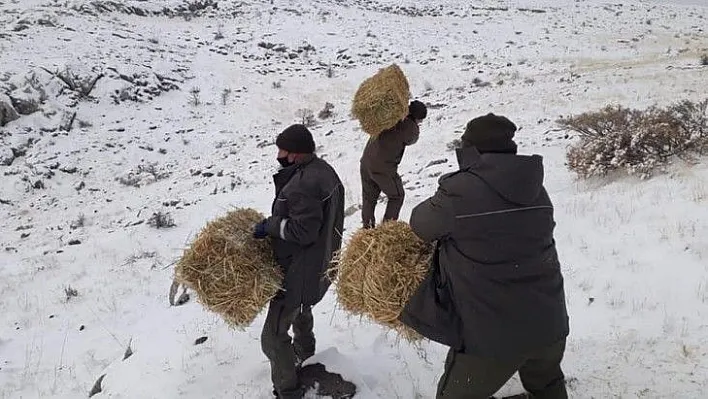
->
xmin=9 ymin=94 xmax=40 ymax=115
xmin=0 ymin=94 xmax=20 ymax=127
xmin=0 ymin=148 xmax=14 ymax=166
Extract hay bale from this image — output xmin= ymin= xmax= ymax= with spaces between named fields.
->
xmin=351 ymin=64 xmax=410 ymax=137
xmin=330 ymin=221 xmax=432 ymax=340
xmin=174 ymin=208 xmax=283 ymax=328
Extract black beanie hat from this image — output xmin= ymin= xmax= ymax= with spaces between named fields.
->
xmin=461 ymin=113 xmax=518 ymax=154
xmin=276 ymin=124 xmax=316 ymax=153
xmin=409 ymin=100 xmax=427 ymax=120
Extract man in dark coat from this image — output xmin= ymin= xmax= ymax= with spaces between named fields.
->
xmin=359 ymin=100 xmax=427 ymax=228
xmin=400 ymin=114 xmax=570 ymax=399
xmin=253 ymin=124 xmax=345 ymax=399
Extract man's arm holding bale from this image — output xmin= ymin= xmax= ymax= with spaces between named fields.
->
xmin=266 ymin=191 xmax=323 ymax=246
xmin=410 ymin=181 xmax=455 ymax=242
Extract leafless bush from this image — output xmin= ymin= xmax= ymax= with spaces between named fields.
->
xmin=41 ymin=66 xmax=103 ymax=99
xmin=701 ymin=54 xmax=708 ymax=66
xmin=214 ymin=25 xmax=224 ymax=40
xmin=318 ymin=102 xmax=334 ymax=119
xmin=559 ymin=99 xmax=708 ymax=178
xmin=447 ymin=138 xmax=462 ymax=151
xmin=272 ymin=81 xmax=282 ymax=89
xmin=124 ymin=251 xmax=157 ymax=266
xmin=221 ymin=88 xmax=231 ymax=105
xmin=186 ymin=0 xmax=217 ymax=13
xmin=148 ymin=211 xmax=175 ymax=229
xmin=297 ymin=108 xmax=316 ymax=127
xmin=24 ymin=72 xmax=48 ymax=103
xmin=64 ymin=285 xmax=78 ymax=302
xmin=189 ymin=87 xmax=201 ymax=106
xmin=117 ymin=162 xmax=172 ymax=187
xmin=70 ymin=214 xmax=85 ymax=229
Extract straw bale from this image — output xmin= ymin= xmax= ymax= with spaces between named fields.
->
xmin=330 ymin=221 xmax=432 ymax=340
xmin=351 ymin=64 xmax=410 ymax=137
xmin=174 ymin=208 xmax=283 ymax=328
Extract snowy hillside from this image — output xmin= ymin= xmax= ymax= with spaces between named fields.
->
xmin=1 ymin=0 xmax=707 ymax=398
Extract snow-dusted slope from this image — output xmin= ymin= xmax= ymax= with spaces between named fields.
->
xmin=1 ymin=0 xmax=707 ymax=398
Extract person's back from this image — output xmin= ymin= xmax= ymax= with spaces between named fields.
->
xmin=360 ymin=116 xmax=419 ymax=174
xmin=403 ymin=113 xmax=569 ymax=399
xmin=418 ymin=148 xmax=568 ymax=358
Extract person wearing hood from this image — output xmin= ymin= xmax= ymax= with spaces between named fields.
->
xmin=400 ymin=114 xmax=570 ymax=399
xmin=252 ymin=124 xmax=345 ymax=399
xmin=359 ymin=100 xmax=428 ymax=228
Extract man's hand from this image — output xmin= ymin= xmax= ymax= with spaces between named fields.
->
xmin=253 ymin=219 xmax=268 ymax=239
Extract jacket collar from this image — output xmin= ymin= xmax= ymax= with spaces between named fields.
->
xmin=273 ymin=154 xmax=317 ymax=191
xmin=455 ymin=146 xmax=482 ymax=170
xmin=294 ymin=153 xmax=316 ymax=165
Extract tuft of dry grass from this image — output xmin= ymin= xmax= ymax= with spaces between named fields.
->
xmin=351 ymin=64 xmax=410 ymax=137
xmin=174 ymin=208 xmax=283 ymax=328
xmin=329 ymin=221 xmax=432 ymax=340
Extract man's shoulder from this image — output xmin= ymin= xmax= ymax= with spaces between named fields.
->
xmin=438 ymin=168 xmax=482 ymax=193
xmin=396 ymin=117 xmax=418 ymax=133
xmin=299 ymin=158 xmax=342 ymax=189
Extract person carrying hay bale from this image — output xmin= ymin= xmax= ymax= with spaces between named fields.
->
xmin=251 ymin=123 xmax=345 ymax=399
xmin=359 ymin=100 xmax=428 ymax=228
xmin=400 ymin=113 xmax=570 ymax=399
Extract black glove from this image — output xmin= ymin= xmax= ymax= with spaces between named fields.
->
xmin=253 ymin=219 xmax=268 ymax=239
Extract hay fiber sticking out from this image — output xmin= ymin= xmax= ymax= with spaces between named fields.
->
xmin=330 ymin=220 xmax=432 ymax=340
xmin=351 ymin=64 xmax=410 ymax=137
xmin=175 ymin=208 xmax=283 ymax=328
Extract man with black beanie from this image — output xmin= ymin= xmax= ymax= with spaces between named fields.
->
xmin=400 ymin=113 xmax=570 ymax=399
xmin=359 ymin=100 xmax=427 ymax=228
xmin=252 ymin=124 xmax=346 ymax=399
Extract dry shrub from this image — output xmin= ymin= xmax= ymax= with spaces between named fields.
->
xmin=329 ymin=221 xmax=432 ymax=340
xmin=351 ymin=64 xmax=410 ymax=137
xmin=559 ymin=99 xmax=708 ymax=178
xmin=174 ymin=208 xmax=283 ymax=328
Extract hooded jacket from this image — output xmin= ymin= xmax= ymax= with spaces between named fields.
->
xmin=401 ymin=147 xmax=569 ymax=358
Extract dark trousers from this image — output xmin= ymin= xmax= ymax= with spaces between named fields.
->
xmin=437 ymin=339 xmax=568 ymax=399
xmin=261 ymin=302 xmax=315 ymax=398
xmin=360 ymin=164 xmax=404 ymax=228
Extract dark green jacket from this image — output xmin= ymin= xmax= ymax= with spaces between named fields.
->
xmin=360 ymin=117 xmax=419 ymax=175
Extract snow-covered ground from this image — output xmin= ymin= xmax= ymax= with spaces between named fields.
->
xmin=1 ymin=0 xmax=707 ymax=398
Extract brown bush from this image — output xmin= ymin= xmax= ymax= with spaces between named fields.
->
xmin=559 ymin=99 xmax=708 ymax=178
